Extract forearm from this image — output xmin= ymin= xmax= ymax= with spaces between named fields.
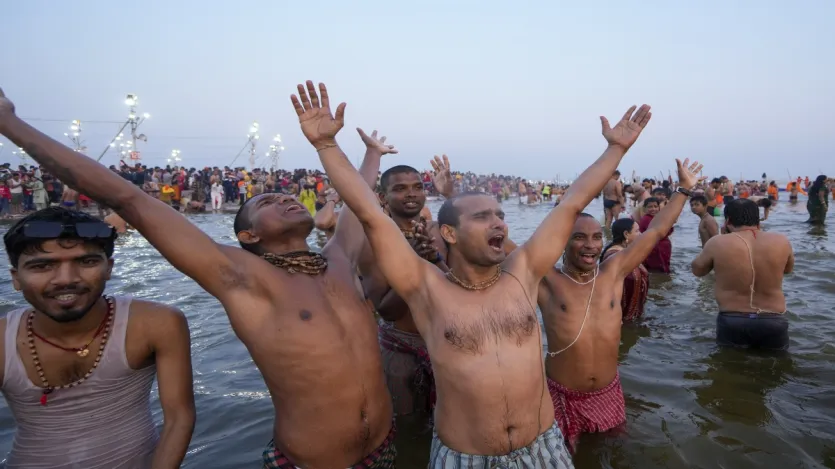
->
xmin=0 ymin=116 xmax=141 ymax=210
xmin=318 ymin=143 xmax=383 ymax=223
xmin=560 ymin=144 xmax=627 ymax=212
xmin=646 ymin=192 xmax=687 ymax=236
xmin=150 ymin=412 xmax=195 ymax=469
xmin=313 ymin=202 xmax=337 ymax=230
xmin=359 ymin=148 xmax=382 ymax=188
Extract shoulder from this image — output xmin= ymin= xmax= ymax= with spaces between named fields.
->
xmin=127 ymin=299 xmax=188 ymax=329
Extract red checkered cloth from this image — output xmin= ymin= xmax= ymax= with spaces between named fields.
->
xmin=378 ymin=321 xmax=436 ymax=414
xmin=262 ymin=423 xmax=396 ymax=468
xmin=548 ymin=373 xmax=626 ymax=453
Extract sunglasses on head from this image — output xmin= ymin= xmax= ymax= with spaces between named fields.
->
xmin=21 ymin=221 xmax=115 ymax=239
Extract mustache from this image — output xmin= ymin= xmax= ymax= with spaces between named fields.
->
xmin=46 ymin=287 xmax=90 ymax=297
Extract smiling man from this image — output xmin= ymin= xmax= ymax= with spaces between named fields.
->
xmin=0 ymin=87 xmax=396 ymax=468
xmin=0 ymin=207 xmax=194 ymax=469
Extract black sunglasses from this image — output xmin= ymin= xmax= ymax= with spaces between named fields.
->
xmin=22 ymin=221 xmax=115 ymax=239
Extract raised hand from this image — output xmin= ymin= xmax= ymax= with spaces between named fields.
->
xmin=325 ymin=189 xmax=341 ymax=204
xmin=290 ymin=81 xmax=345 ymax=149
xmin=0 ymin=88 xmax=17 ymax=121
xmin=357 ymin=128 xmax=398 ymax=155
xmin=675 ymin=158 xmax=706 ymax=190
xmin=411 ymin=219 xmax=439 ymax=261
xmin=601 ymin=104 xmax=652 ymax=151
xmin=430 ymin=154 xmax=453 ymax=197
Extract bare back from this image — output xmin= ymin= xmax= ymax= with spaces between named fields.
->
xmin=220 ymin=247 xmax=391 ymax=468
xmin=705 ymin=231 xmax=792 ymax=313
xmin=411 ymin=271 xmax=553 ymax=456
xmin=698 ymin=215 xmax=719 ymax=247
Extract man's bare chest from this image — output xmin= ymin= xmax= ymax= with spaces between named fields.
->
xmin=430 ymin=299 xmax=539 ymax=355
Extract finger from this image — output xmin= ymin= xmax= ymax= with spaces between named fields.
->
xmin=318 ymin=83 xmax=330 ymax=110
xmin=387 ymin=146 xmax=399 ymax=154
xmin=291 ymin=95 xmax=305 ymax=117
xmin=639 ymin=111 xmax=652 ymax=128
xmin=443 ymin=154 xmax=450 ymax=170
xmin=296 ymin=84 xmax=312 ymax=111
xmin=357 ymin=128 xmax=368 ymax=139
xmin=334 ymin=102 xmax=346 ymax=123
xmin=0 ymin=87 xmax=5 ymax=98
xmin=380 ymin=136 xmax=387 ymax=144
xmin=306 ymin=81 xmax=320 ymax=108
xmin=621 ymin=105 xmax=637 ymax=122
xmin=681 ymin=158 xmax=689 ymax=169
xmin=631 ymin=104 xmax=650 ymax=124
xmin=600 ymin=116 xmax=611 ymax=133
xmin=430 ymin=159 xmax=440 ymax=172
xmin=695 ymin=164 xmax=704 ymax=174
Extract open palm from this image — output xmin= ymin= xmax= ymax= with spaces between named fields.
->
xmin=430 ymin=154 xmax=453 ymax=197
xmin=676 ymin=158 xmax=706 ymax=189
xmin=601 ymin=104 xmax=652 ymax=150
xmin=290 ymin=81 xmax=345 ymax=148
xmin=357 ymin=128 xmax=398 ymax=155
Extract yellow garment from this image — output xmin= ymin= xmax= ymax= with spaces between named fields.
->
xmin=299 ymin=189 xmax=317 ymax=215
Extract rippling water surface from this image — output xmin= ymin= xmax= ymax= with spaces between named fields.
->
xmin=1 ymin=197 xmax=833 ymax=469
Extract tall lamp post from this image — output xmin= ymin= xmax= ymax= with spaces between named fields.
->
xmin=247 ymin=122 xmax=260 ymax=169
xmin=124 ymin=94 xmax=149 ymax=162
xmin=63 ymin=120 xmax=87 ymax=152
xmin=168 ymin=149 xmax=182 ymax=166
xmin=266 ymin=134 xmax=285 ymax=171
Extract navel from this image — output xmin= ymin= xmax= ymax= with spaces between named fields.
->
xmin=299 ymin=309 xmax=313 ymax=321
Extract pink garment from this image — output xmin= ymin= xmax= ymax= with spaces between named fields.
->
xmin=638 ymin=214 xmax=673 ymax=273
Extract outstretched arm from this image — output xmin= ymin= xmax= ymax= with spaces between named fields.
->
xmin=291 ymin=81 xmax=428 ymax=302
xmin=511 ymin=105 xmax=652 ymax=283
xmin=0 ymin=88 xmax=246 ymax=300
xmin=326 ymin=128 xmax=396 ymax=266
xmin=613 ymin=159 xmax=704 ymax=276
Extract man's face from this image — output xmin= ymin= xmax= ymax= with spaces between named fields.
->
xmin=444 ymin=195 xmax=507 ymax=266
xmin=690 ymin=200 xmax=706 ymax=215
xmin=565 ymin=217 xmax=604 ymax=271
xmin=383 ymin=172 xmax=426 ymax=218
xmin=11 ymin=240 xmax=112 ymax=323
xmin=239 ymin=193 xmax=313 ymax=244
xmin=645 ymin=202 xmax=660 ymax=216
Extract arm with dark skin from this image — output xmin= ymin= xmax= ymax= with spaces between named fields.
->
xmin=292 ymin=82 xmax=431 ymax=305
xmin=148 ymin=305 xmax=195 ymax=469
xmin=510 ymin=105 xmax=652 ymax=285
xmin=0 ymin=88 xmax=248 ymax=300
xmin=691 ymin=236 xmax=716 ymax=277
xmin=313 ymin=199 xmax=338 ymax=232
xmin=612 ymin=159 xmax=705 ymax=277
xmin=326 ymin=129 xmax=395 ymax=266
xmin=704 ymin=215 xmax=720 ymax=238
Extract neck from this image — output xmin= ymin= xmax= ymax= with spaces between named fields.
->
xmin=446 ymin=251 xmax=499 ymax=285
xmin=259 ymin=235 xmax=312 ymax=256
xmin=731 ymin=226 xmax=759 ymax=233
xmin=390 ymin=212 xmax=422 ymax=231
xmin=561 ymin=262 xmax=594 ymax=281
xmin=699 ymin=212 xmax=711 ymax=220
xmin=32 ymin=296 xmax=107 ymax=342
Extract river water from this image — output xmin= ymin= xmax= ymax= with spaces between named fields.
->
xmin=0 ymin=197 xmax=833 ymax=469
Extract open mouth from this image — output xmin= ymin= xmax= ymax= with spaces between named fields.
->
xmin=579 ymin=252 xmax=598 ymax=264
xmin=488 ymin=234 xmax=505 ymax=252
xmin=285 ymin=204 xmax=305 ymax=214
xmin=49 ymin=292 xmax=84 ymax=306
xmin=403 ymin=201 xmax=419 ymax=210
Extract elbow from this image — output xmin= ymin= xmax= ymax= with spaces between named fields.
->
xmin=691 ymin=262 xmax=707 ymax=278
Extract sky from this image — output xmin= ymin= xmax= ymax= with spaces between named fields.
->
xmin=1 ymin=0 xmax=832 ymax=181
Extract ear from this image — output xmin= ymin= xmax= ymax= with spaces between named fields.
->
xmin=439 ymin=224 xmax=457 ymax=246
xmin=237 ymin=230 xmax=260 ymax=247
xmin=376 ymin=191 xmax=386 ymax=206
xmin=10 ymin=269 xmax=21 ymax=292
xmin=105 ymin=258 xmax=114 ymax=281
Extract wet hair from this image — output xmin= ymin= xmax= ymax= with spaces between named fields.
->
xmin=690 ymin=195 xmax=708 ymax=206
xmin=437 ymin=192 xmax=486 ymax=228
xmin=233 ymin=197 xmax=259 ymax=253
xmin=724 ymin=199 xmax=759 ymax=227
xmin=3 ymin=207 xmax=116 ymax=269
xmin=643 ymin=197 xmax=660 ymax=208
xmin=601 ymin=218 xmax=636 ymax=261
xmin=710 ymin=178 xmax=721 ymax=185
xmin=756 ymin=198 xmax=773 ymax=208
xmin=810 ymin=174 xmax=828 ymax=193
xmin=379 ymin=165 xmax=420 ymax=193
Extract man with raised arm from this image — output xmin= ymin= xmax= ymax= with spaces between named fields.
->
xmin=0 ymin=87 xmax=397 ymax=468
xmin=691 ymin=199 xmax=794 ymax=351
xmin=291 ymin=80 xmax=650 ymax=467
xmin=538 ymin=159 xmax=704 ymax=452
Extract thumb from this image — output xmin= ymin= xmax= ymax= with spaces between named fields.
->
xmin=0 ymin=87 xmax=5 ymax=98
xmin=675 ymin=158 xmax=683 ymax=171
xmin=334 ymin=102 xmax=347 ymax=123
xmin=600 ymin=116 xmax=611 ymax=133
xmin=356 ymin=128 xmax=367 ymax=139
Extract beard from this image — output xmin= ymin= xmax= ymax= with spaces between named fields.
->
xmin=25 ymin=284 xmax=106 ymax=324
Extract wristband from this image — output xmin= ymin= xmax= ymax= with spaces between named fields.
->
xmin=676 ymin=187 xmax=693 ymax=197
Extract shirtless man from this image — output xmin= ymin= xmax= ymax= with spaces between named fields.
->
xmin=602 ymin=170 xmax=624 ymax=227
xmin=691 ymin=199 xmax=794 ymax=350
xmin=365 ymin=155 xmax=452 ymax=426
xmin=0 ymin=87 xmax=396 ymax=468
xmin=537 ymin=159 xmax=702 ymax=451
xmin=689 ymin=195 xmax=719 ymax=247
xmin=292 ymin=80 xmax=651 ymax=466
xmin=0 ymin=207 xmax=194 ymax=468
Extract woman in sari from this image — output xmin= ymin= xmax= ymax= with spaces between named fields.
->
xmin=806 ymin=174 xmax=829 ymax=225
xmin=601 ymin=218 xmax=649 ymax=321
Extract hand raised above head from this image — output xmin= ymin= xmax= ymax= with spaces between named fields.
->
xmin=290 ymin=81 xmax=346 ymax=149
xmin=0 ymin=87 xmax=17 ymax=122
xmin=357 ymin=128 xmax=398 ymax=155
xmin=430 ymin=154 xmax=453 ymax=197
xmin=675 ymin=158 xmax=706 ymax=190
xmin=601 ymin=104 xmax=652 ymax=151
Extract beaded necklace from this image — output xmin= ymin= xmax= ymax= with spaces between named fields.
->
xmin=262 ymin=251 xmax=328 ymax=275
xmin=27 ymin=296 xmax=115 ymax=405
xmin=446 ymin=265 xmax=502 ymax=290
